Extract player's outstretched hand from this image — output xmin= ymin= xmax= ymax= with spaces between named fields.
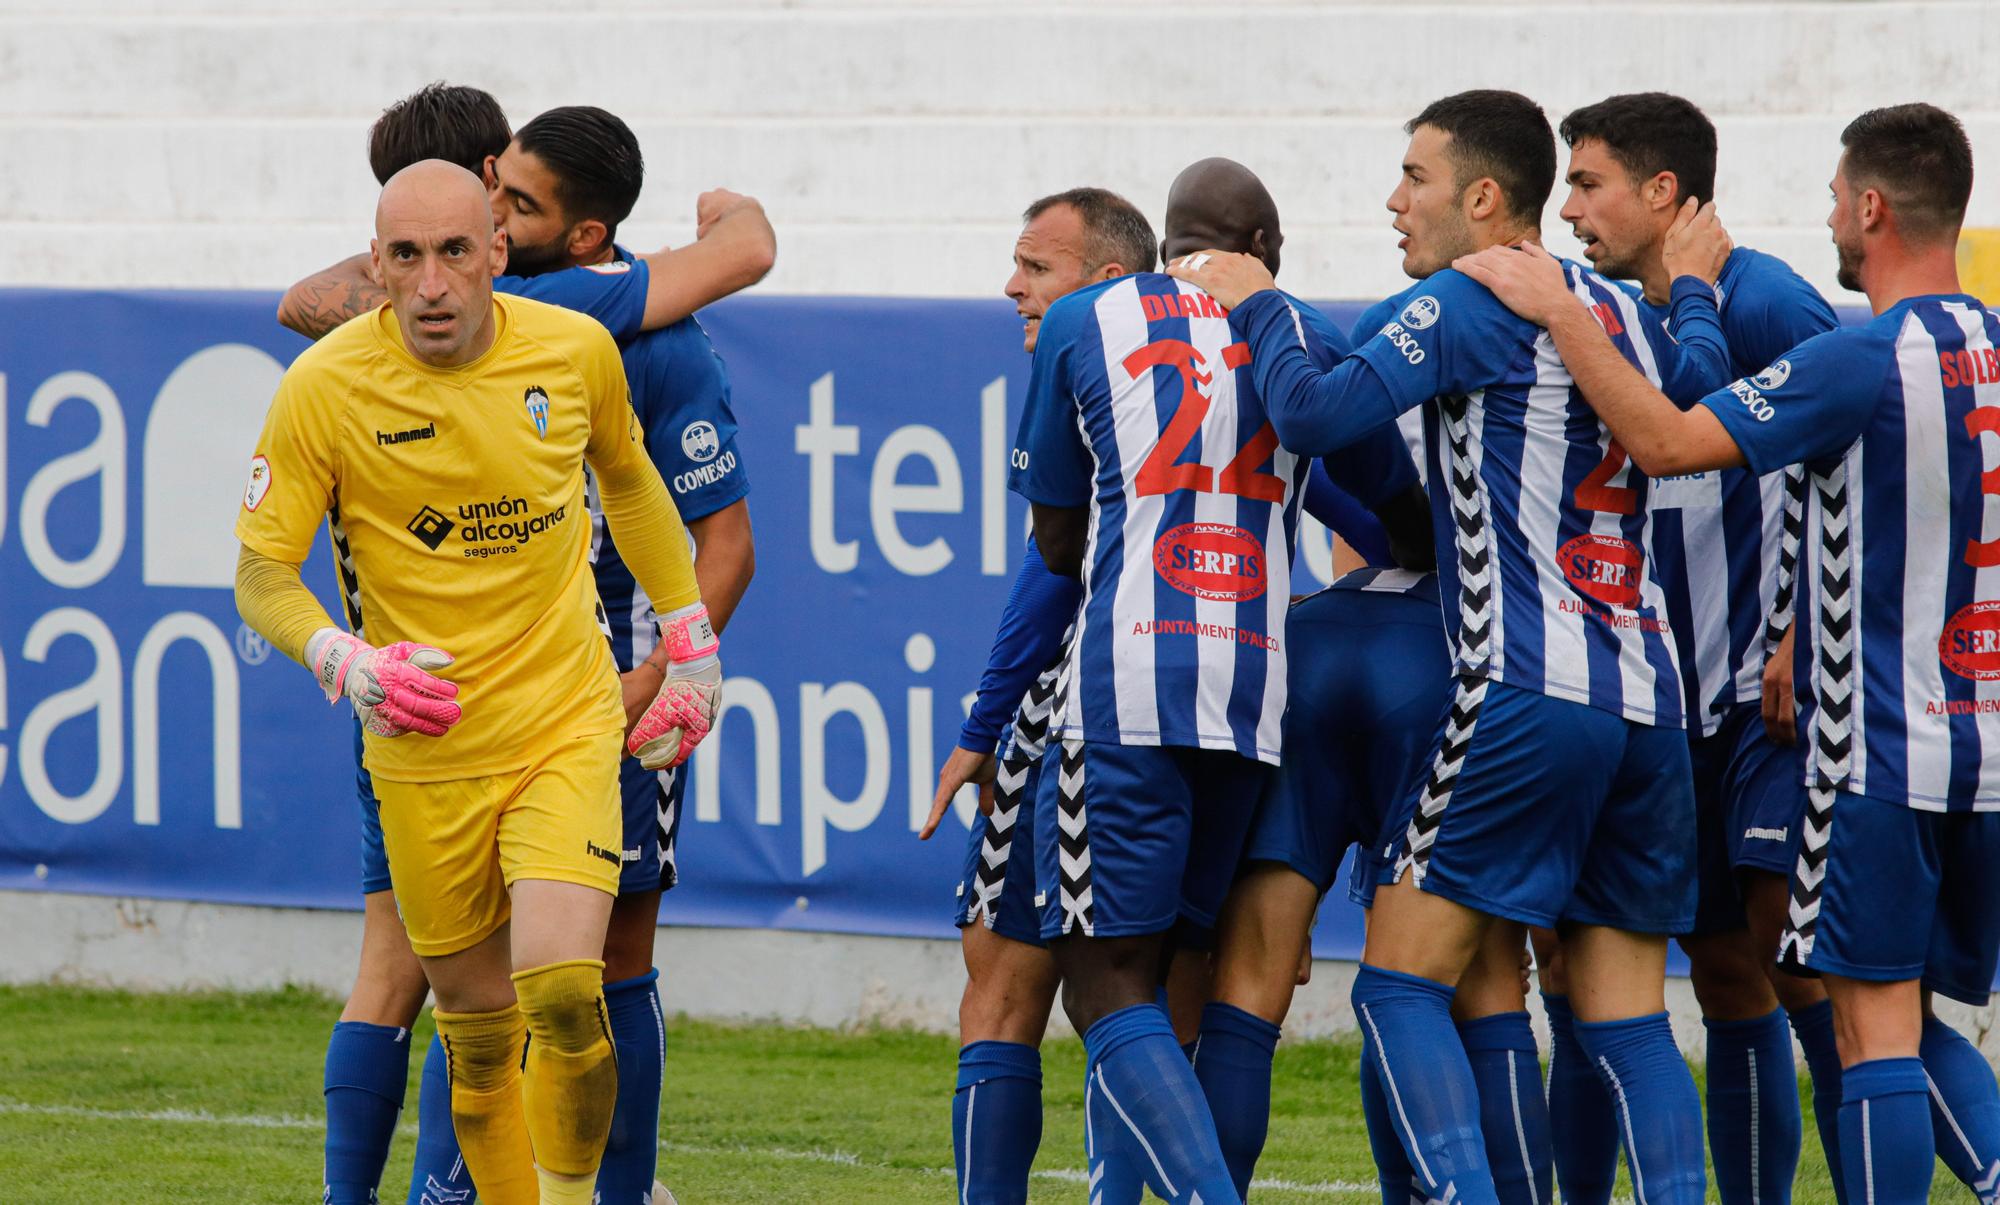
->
xmin=305 ymin=628 xmax=461 ymax=738
xmin=920 ymin=746 xmax=999 ymax=840
xmin=1452 ymin=242 xmax=1574 ymax=327
xmin=629 ymin=604 xmax=723 ymax=770
xmin=1165 ymin=250 xmax=1276 ymax=310
xmin=1762 ymin=626 xmax=1797 ymax=745
xmin=1662 ymin=198 xmax=1734 ymax=287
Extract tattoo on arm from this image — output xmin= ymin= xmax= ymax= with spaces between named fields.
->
xmin=278 ymin=272 xmax=386 ymax=340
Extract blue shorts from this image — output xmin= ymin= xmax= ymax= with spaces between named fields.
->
xmin=1035 ymin=740 xmax=1268 ymax=941
xmin=617 ymin=754 xmax=685 ymax=895
xmin=1380 ymin=677 xmax=1697 ymax=934
xmin=1242 ymin=585 xmax=1450 ymax=895
xmin=1782 ymin=789 xmax=2000 ymax=1006
xmin=953 ymin=752 xmax=1046 ymax=947
xmin=355 ymin=720 xmax=393 ymax=895
xmin=1687 ymin=701 xmax=1809 ymax=934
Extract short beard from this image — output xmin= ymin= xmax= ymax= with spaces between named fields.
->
xmin=1834 ymin=236 xmax=1863 ymax=293
xmin=504 ymin=236 xmax=569 ymax=279
xmin=1408 ymin=207 xmax=1476 ymax=280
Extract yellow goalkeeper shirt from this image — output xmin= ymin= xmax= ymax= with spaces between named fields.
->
xmin=235 ymin=293 xmax=697 ymax=782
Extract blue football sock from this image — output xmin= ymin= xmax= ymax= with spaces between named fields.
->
xmin=1704 ymin=1008 xmax=1803 ymax=1205
xmin=596 ymin=969 xmax=666 ymax=1203
xmin=407 ymin=1029 xmax=474 ymax=1205
xmin=1574 ymin=1012 xmax=1706 ymax=1205
xmin=953 ymin=1040 xmax=1043 ymax=1205
xmin=1789 ymin=999 xmax=1848 ymax=1205
xmin=1351 ymin=965 xmax=1498 ymax=1205
xmin=1359 ymin=1047 xmax=1420 ymax=1205
xmin=1083 ymin=1002 xmax=1238 ymax=1204
xmin=1086 ymin=1062 xmax=1148 ymax=1205
xmin=323 ymin=1020 xmax=410 ymax=1204
xmin=1921 ymin=1015 xmax=2000 ymax=1199
xmin=1839 ymin=1058 xmax=1933 ymax=1205
xmin=1541 ymin=994 xmax=1619 ymax=1205
xmin=1192 ymin=1002 xmax=1282 ymax=1199
xmin=1458 ymin=1012 xmax=1551 ymax=1205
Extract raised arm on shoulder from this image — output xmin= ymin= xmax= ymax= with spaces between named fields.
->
xmin=631 ymin=189 xmax=777 ymax=328
xmin=1453 ymin=241 xmax=1745 ymax=478
xmin=276 ymin=253 xmax=386 ymax=341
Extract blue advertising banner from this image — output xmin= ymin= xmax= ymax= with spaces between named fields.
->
xmin=0 ymin=288 xmax=1875 ymax=967
xmin=0 ymin=288 xmax=1392 ymax=956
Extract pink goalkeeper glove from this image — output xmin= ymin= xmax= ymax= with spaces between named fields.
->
xmin=628 ymin=603 xmax=722 ymax=770
xmin=304 ymin=628 xmax=462 ymax=738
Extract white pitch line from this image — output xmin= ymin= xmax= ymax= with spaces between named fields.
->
xmin=3 ymin=1099 xmax=1378 ymax=1197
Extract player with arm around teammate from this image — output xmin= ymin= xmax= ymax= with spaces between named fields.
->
xmin=488 ymin=104 xmax=756 ymax=1205
xmin=1175 ymin=90 xmax=1716 ymax=1205
xmin=276 ymin=85 xmax=775 ymax=345
xmin=1457 ymin=102 xmax=2000 ymax=1205
xmin=237 ymin=162 xmax=720 ymax=1205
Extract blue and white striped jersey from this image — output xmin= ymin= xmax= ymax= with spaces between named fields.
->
xmin=1235 ymin=259 xmax=1716 ymax=728
xmin=1642 ymin=248 xmax=1838 ymax=734
xmin=1009 ymin=272 xmax=1327 ymax=763
xmin=1702 ymin=293 xmax=2000 ymax=811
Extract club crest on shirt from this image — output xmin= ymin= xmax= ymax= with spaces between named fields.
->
xmin=1399 ymin=295 xmax=1441 ymax=330
xmin=523 ymin=386 xmax=550 ymax=439
xmin=1752 ymin=360 xmax=1791 ymax=390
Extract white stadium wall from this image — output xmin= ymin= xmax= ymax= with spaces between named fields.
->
xmin=0 ymin=0 xmax=1996 ymax=300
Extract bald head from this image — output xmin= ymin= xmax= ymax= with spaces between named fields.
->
xmin=371 ymin=158 xmax=507 ymax=367
xmin=376 ymin=158 xmax=494 ymax=238
xmin=1162 ymin=158 xmax=1284 ymax=275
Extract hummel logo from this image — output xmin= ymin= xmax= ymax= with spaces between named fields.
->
xmin=407 ymin=506 xmax=454 ymax=551
xmin=586 ymin=840 xmax=621 ymax=867
xmin=376 ymin=422 xmax=436 ymax=447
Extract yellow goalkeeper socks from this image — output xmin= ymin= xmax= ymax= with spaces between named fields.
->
xmin=431 ymin=1003 xmax=539 ymax=1205
xmin=513 ymin=958 xmax=619 ymax=1192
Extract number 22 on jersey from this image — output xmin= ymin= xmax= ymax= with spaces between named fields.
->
xmin=1126 ymin=338 xmax=1285 ymax=502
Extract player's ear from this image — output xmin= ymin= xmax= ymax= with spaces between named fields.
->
xmin=1094 ymin=261 xmax=1126 ymax=283
xmin=1465 ymin=177 xmax=1501 ymax=223
xmin=369 ymin=238 xmax=383 ymax=282
xmin=1648 ymin=171 xmax=1680 ymax=214
xmin=482 ymin=155 xmax=498 ymax=191
xmin=569 ymin=220 xmax=609 ymax=262
xmin=488 ymin=227 xmax=508 ymax=279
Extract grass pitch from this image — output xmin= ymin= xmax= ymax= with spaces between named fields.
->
xmin=0 ymin=982 xmax=1934 ymax=1202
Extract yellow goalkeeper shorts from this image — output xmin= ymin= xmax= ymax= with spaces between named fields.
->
xmin=374 ymin=728 xmax=625 ymax=957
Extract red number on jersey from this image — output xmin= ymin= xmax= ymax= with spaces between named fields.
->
xmin=1574 ymin=440 xmax=1640 ymax=515
xmin=1965 ymin=406 xmax=2000 ymax=567
xmin=1126 ymin=339 xmax=1285 ymax=501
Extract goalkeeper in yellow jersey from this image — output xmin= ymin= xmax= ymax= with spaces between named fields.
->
xmin=233 ymin=160 xmax=718 ymax=1205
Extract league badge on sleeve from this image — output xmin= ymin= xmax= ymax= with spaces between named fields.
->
xmin=243 ymin=455 xmax=272 ymax=511
xmin=523 ymin=386 xmax=550 ymax=439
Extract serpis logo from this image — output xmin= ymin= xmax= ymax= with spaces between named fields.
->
xmin=523 ymin=386 xmax=550 ymax=439
xmin=1400 ymin=296 xmax=1441 ymax=330
xmin=681 ymin=420 xmax=720 ymax=463
xmin=1153 ymin=523 xmax=1267 ymax=602
xmin=1941 ymin=601 xmax=2000 ymax=680
xmin=1558 ymin=533 xmax=1643 ymax=609
xmin=1753 ymin=360 xmax=1791 ymax=390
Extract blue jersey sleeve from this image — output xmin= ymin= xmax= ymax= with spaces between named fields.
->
xmin=1304 ymin=465 xmax=1393 ymax=567
xmin=1697 ymin=326 xmax=1891 ymax=475
xmin=1346 ymin=270 xmax=1539 ymax=410
xmin=1724 ymin=255 xmax=1840 ymax=374
xmin=495 ymin=258 xmax=651 ymax=343
xmin=958 ymin=536 xmax=1087 ymax=754
xmin=1009 ymin=294 xmax=1094 ymax=507
xmin=1651 ymin=276 xmax=1735 ymax=405
xmin=1231 ymin=290 xmax=1406 ymax=454
xmin=624 ymin=318 xmax=748 ymax=523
